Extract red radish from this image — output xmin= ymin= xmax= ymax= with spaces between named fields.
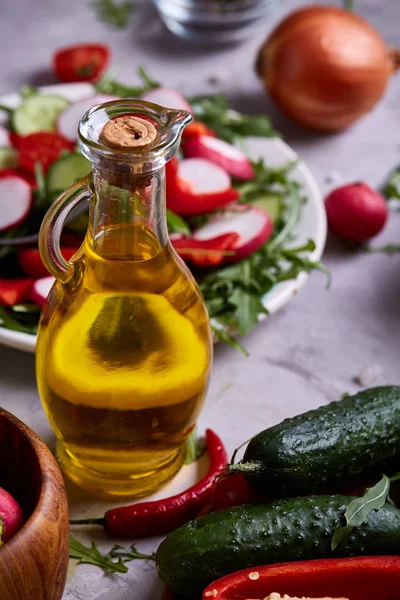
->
xmin=182 ymin=121 xmax=216 ymax=139
xmin=0 ymin=169 xmax=36 ymax=188
xmin=18 ymin=247 xmax=78 ymax=278
xmin=182 ymin=135 xmax=255 ymax=180
xmin=0 ymin=126 xmax=10 ymax=147
xmin=193 ymin=205 xmax=273 ymax=261
xmin=0 ymin=278 xmax=33 ymax=306
xmin=29 ymin=276 xmax=55 ymax=308
xmin=0 ymin=487 xmax=24 ymax=543
xmin=166 ymin=157 xmax=239 ymax=216
xmin=57 ymin=94 xmax=118 ymax=142
xmin=325 ymin=182 xmax=388 ymax=242
xmin=140 ymin=87 xmax=192 ymax=113
xmin=0 ymin=174 xmax=32 ymax=231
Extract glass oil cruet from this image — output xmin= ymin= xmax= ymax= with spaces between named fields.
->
xmin=36 ymin=100 xmax=213 ymax=499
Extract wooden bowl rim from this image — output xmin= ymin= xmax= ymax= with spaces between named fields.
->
xmin=0 ymin=408 xmax=67 ymax=550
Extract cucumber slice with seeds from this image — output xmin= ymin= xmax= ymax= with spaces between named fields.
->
xmin=47 ymin=153 xmax=91 ymax=195
xmin=252 ymin=193 xmax=282 ymax=223
xmin=12 ymin=94 xmax=70 ymax=135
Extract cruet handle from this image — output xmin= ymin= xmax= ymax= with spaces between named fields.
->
xmin=39 ymin=175 xmax=92 ymax=283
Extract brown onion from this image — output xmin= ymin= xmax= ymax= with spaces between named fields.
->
xmin=256 ymin=5 xmax=399 ymax=131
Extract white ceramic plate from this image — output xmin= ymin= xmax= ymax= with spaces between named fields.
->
xmin=0 ymin=83 xmax=327 ymax=353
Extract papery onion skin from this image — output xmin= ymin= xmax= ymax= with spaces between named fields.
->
xmin=256 ymin=6 xmax=397 ymax=131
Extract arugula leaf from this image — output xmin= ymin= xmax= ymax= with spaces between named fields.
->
xmin=20 ymin=85 xmax=38 ymax=99
xmin=212 ymin=325 xmax=249 ymax=356
xmin=184 ymin=427 xmax=206 ymax=465
xmin=365 ymin=244 xmax=400 ymax=254
xmin=0 ymin=306 xmax=38 ymax=334
xmin=34 ymin=162 xmax=48 ymax=209
xmin=107 ymin=543 xmax=155 ymax=563
xmin=383 ymin=168 xmax=400 ymax=201
xmin=91 ymin=0 xmax=134 ymax=28
xmin=167 ymin=209 xmax=190 ymax=236
xmin=189 ymin=94 xmax=277 ymax=143
xmin=70 ymin=536 xmax=128 ymax=573
xmin=95 ymin=65 xmax=159 ymax=97
xmin=331 ymin=474 xmax=391 ymax=550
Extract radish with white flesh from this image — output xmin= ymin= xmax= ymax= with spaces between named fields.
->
xmin=0 ymin=175 xmax=32 ymax=231
xmin=182 ymin=135 xmax=255 ymax=180
xmin=0 ymin=126 xmax=10 ymax=147
xmin=57 ymin=94 xmax=118 ymax=142
xmin=179 ymin=158 xmax=231 ymax=194
xmin=193 ymin=205 xmax=273 ymax=261
xmin=140 ymin=87 xmax=192 ymax=113
xmin=29 ymin=276 xmax=56 ymax=308
xmin=0 ymin=487 xmax=24 ymax=543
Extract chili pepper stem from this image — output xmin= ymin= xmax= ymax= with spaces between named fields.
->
xmin=70 ymin=518 xmax=105 ymax=527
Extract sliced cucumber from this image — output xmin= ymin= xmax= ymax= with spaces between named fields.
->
xmin=12 ymin=94 xmax=70 ymax=135
xmin=253 ymin=193 xmax=282 ymax=223
xmin=47 ymin=153 xmax=91 ymax=195
xmin=0 ymin=146 xmax=18 ymax=169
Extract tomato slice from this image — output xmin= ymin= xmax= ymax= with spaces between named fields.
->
xmin=18 ymin=132 xmax=74 ymax=174
xmin=53 ymin=43 xmax=110 ymax=83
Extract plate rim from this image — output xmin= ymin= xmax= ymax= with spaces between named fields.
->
xmin=0 ymin=83 xmax=326 ymax=353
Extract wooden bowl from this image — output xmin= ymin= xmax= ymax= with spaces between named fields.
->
xmin=0 ymin=408 xmax=69 ymax=600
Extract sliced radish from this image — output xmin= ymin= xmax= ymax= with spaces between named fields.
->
xmin=29 ymin=276 xmax=55 ymax=307
xmin=140 ymin=87 xmax=192 ymax=113
xmin=0 ymin=487 xmax=24 ymax=543
xmin=0 ymin=278 xmax=33 ymax=306
xmin=0 ymin=175 xmax=32 ymax=231
xmin=166 ymin=157 xmax=239 ymax=216
xmin=182 ymin=135 xmax=255 ymax=180
xmin=193 ymin=205 xmax=273 ymax=261
xmin=0 ymin=125 xmax=10 ymax=147
xmin=57 ymin=94 xmax=118 ymax=142
xmin=179 ymin=158 xmax=231 ymax=195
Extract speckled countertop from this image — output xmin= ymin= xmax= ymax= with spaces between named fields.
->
xmin=1 ymin=0 xmax=400 ymax=598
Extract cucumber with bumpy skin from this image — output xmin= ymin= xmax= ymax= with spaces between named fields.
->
xmin=235 ymin=386 xmax=400 ymax=498
xmin=156 ymin=495 xmax=400 ymax=598
xmin=12 ymin=94 xmax=69 ymax=135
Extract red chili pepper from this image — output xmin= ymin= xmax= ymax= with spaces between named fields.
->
xmin=70 ymin=429 xmax=228 ymax=537
xmin=203 ymin=556 xmax=400 ymax=600
xmin=166 ymin=157 xmax=239 ymax=216
xmin=172 ymin=233 xmax=239 ymax=267
xmin=210 ymin=473 xmax=265 ymax=512
xmin=53 ymin=43 xmax=110 ymax=83
xmin=0 ymin=278 xmax=34 ymax=306
xmin=19 ymin=132 xmax=74 ymax=174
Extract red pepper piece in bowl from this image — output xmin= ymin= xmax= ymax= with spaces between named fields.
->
xmin=172 ymin=233 xmax=239 ymax=267
xmin=203 ymin=556 xmax=400 ymax=600
xmin=70 ymin=429 xmax=228 ymax=537
xmin=0 ymin=279 xmax=33 ymax=306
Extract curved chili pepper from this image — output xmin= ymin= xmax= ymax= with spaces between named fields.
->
xmin=70 ymin=429 xmax=228 ymax=538
xmin=172 ymin=232 xmax=239 ymax=267
xmin=203 ymin=556 xmax=400 ymax=600
xmin=166 ymin=157 xmax=239 ymax=216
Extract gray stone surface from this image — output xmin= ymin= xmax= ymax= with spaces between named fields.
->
xmin=0 ymin=0 xmax=400 ymax=598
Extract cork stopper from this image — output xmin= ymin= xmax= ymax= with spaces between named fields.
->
xmin=100 ymin=116 xmax=157 ymax=151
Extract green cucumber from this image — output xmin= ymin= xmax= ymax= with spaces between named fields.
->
xmin=253 ymin=193 xmax=282 ymax=223
xmin=47 ymin=153 xmax=91 ymax=195
xmin=0 ymin=146 xmax=18 ymax=168
xmin=233 ymin=386 xmax=400 ymax=498
xmin=156 ymin=495 xmax=400 ymax=598
xmin=12 ymin=94 xmax=69 ymax=135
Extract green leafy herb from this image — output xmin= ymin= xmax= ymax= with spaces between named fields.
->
xmin=34 ymin=162 xmax=48 ymax=209
xmin=364 ymin=244 xmax=400 ymax=254
xmin=95 ymin=65 xmax=159 ymax=97
xmin=20 ymin=85 xmax=38 ymax=99
xmin=212 ymin=324 xmax=249 ymax=356
xmin=0 ymin=306 xmax=38 ymax=334
xmin=343 ymin=0 xmax=354 ymax=11
xmin=184 ymin=427 xmax=206 ymax=465
xmin=91 ymin=0 xmax=134 ymax=28
xmin=107 ymin=543 xmax=155 ymax=563
xmin=189 ymin=94 xmax=277 ymax=143
xmin=234 ymin=160 xmax=298 ymax=205
xmin=0 ymin=104 xmax=13 ymax=115
xmin=384 ymin=168 xmax=400 ymax=201
xmin=70 ymin=537 xmax=128 ymax=573
xmin=167 ymin=209 xmax=190 ymax=236
xmin=331 ymin=474 xmax=391 ymax=550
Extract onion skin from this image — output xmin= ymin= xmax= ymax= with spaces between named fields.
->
xmin=256 ymin=6 xmax=397 ymax=131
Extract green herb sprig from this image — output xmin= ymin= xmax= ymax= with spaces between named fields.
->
xmin=91 ymin=0 xmax=134 ymax=28
xmin=69 ymin=536 xmax=154 ymax=574
xmin=95 ymin=65 xmax=159 ymax=97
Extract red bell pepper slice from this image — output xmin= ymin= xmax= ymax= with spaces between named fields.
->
xmin=182 ymin=121 xmax=216 ymax=139
xmin=0 ymin=278 xmax=34 ymax=306
xmin=166 ymin=158 xmax=239 ymax=216
xmin=172 ymin=233 xmax=239 ymax=267
xmin=203 ymin=556 xmax=400 ymax=600
xmin=17 ymin=247 xmax=78 ymax=278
